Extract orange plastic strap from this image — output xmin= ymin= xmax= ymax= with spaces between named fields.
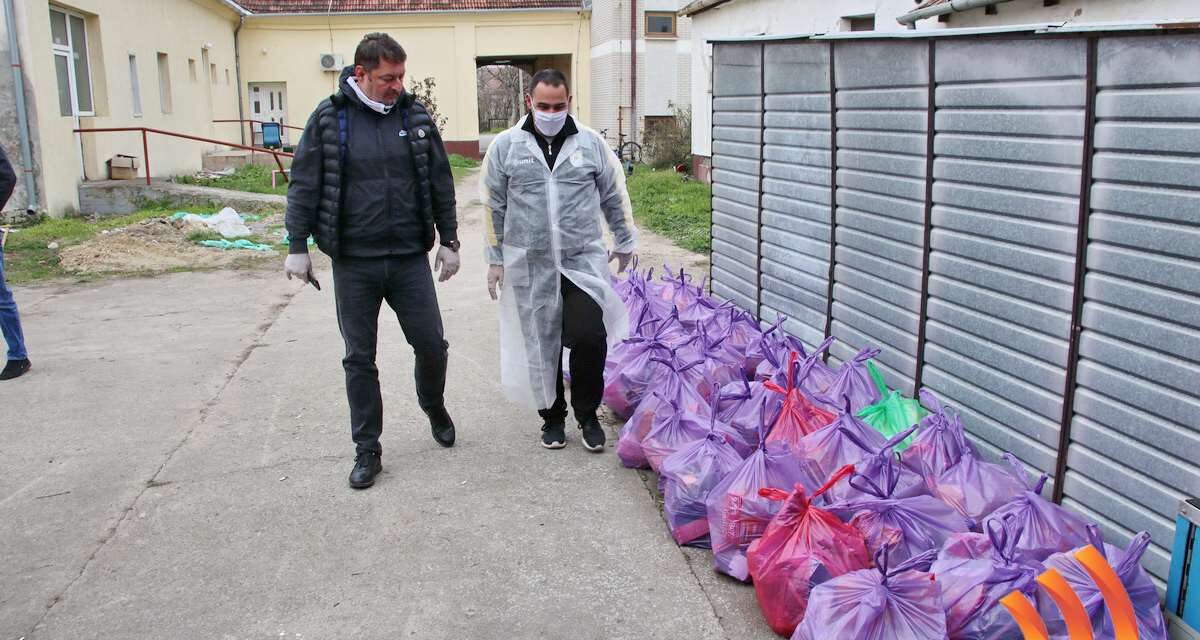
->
xmin=1075 ymin=545 xmax=1139 ymax=640
xmin=1001 ymin=591 xmax=1049 ymax=640
xmin=1037 ymin=568 xmax=1094 ymax=640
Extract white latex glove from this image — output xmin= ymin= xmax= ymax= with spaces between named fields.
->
xmin=284 ymin=253 xmax=313 ymax=284
xmin=434 ymin=246 xmax=460 ymax=282
xmin=487 ymin=265 xmax=504 ymax=301
xmin=609 ymin=250 xmax=636 ymax=274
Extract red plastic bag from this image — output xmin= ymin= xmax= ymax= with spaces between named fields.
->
xmin=764 ymin=351 xmax=836 ymax=452
xmin=705 ymin=399 xmax=815 ymax=581
xmin=746 ymin=465 xmax=871 ymax=637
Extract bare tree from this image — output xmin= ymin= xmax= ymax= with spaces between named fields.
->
xmin=476 ymin=65 xmax=529 ymax=133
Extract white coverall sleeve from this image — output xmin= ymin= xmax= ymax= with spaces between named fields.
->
xmin=480 ymin=140 xmax=508 ymax=266
xmin=595 ymin=136 xmax=638 ymax=254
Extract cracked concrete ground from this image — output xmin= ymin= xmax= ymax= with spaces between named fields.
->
xmin=1 ymin=171 xmax=774 ymax=639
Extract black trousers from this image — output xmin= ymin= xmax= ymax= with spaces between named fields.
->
xmin=538 ymin=276 xmax=607 ymax=425
xmin=332 ymin=254 xmax=448 ymax=455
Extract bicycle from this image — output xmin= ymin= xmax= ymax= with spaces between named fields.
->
xmin=599 ymin=128 xmax=643 ymax=165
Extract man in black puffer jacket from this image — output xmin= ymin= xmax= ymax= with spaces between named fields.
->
xmin=285 ymin=32 xmax=460 ymax=490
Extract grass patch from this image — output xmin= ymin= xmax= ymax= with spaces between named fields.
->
xmin=449 ymin=154 xmax=479 ymax=182
xmin=186 ymin=229 xmax=225 ymax=243
xmin=626 ymin=167 xmax=711 ymax=254
xmin=175 ymin=164 xmax=288 ymax=196
xmin=3 ymin=206 xmax=219 ymax=284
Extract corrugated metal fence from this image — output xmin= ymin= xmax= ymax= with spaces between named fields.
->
xmin=708 ymin=27 xmax=1200 ymax=587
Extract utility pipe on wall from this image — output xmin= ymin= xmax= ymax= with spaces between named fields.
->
xmin=3 ymin=0 xmax=38 ymax=212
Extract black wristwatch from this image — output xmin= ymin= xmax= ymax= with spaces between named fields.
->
xmin=441 ymin=239 xmax=461 ymax=252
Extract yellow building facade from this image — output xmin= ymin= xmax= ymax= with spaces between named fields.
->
xmin=5 ymin=0 xmax=243 ymax=216
xmin=3 ymin=1 xmax=591 ymax=217
xmin=238 ymin=9 xmax=591 ymax=157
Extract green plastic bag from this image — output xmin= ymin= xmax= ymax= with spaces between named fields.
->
xmin=855 ymin=361 xmax=926 ymax=452
xmin=199 ymin=239 xmax=273 ymax=252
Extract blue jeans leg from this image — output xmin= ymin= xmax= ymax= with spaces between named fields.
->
xmin=0 ymin=245 xmax=28 ymax=361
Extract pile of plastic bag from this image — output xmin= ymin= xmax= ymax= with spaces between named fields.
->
xmin=604 ymin=264 xmax=1168 ymax=639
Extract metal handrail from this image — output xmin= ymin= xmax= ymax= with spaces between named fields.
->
xmin=213 ymin=118 xmax=304 ymax=149
xmin=73 ymin=126 xmax=294 ymax=185
xmin=213 ymin=118 xmax=304 ymax=132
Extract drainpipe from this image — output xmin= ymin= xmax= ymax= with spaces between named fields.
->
xmin=630 ymin=0 xmax=637 ymax=144
xmin=897 ymin=0 xmax=1013 ymax=27
xmin=234 ymin=15 xmax=246 ymax=145
xmin=3 ymin=0 xmax=38 ymax=212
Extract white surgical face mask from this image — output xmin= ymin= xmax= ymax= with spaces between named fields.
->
xmin=533 ymin=109 xmax=568 ymax=137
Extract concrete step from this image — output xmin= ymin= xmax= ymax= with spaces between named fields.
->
xmin=79 ymin=179 xmax=286 ymax=217
xmin=202 ymin=149 xmax=293 ymax=172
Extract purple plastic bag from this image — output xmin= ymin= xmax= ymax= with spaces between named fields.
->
xmin=796 ymin=397 xmax=888 ymax=493
xmin=660 ymin=266 xmax=704 ymax=312
xmin=717 ymin=379 xmax=785 ymax=454
xmin=694 ymin=325 xmax=744 ymax=393
xmin=660 ymin=425 xmax=746 ymax=548
xmin=624 ymin=267 xmax=674 ymax=322
xmin=705 ymin=400 xmax=815 ymax=582
xmin=724 ymin=308 xmax=765 ymax=360
xmin=643 ymin=391 xmax=747 ymax=471
xmin=641 ymin=394 xmax=712 ymax=472
xmin=931 ymin=437 xmax=1027 ymax=527
xmin=679 ymin=295 xmax=730 ymax=333
xmin=793 ymin=548 xmax=948 ymax=640
xmin=820 ymin=423 xmax=929 ymax=505
xmin=601 ymin=329 xmax=677 ymax=419
xmin=985 ymin=453 xmax=1091 ymax=561
xmin=743 ymin=316 xmax=787 ymax=378
xmin=828 ymin=459 xmax=971 ymax=566
xmin=756 ymin=337 xmax=837 ymax=394
xmin=818 ymin=347 xmax=883 ymax=413
xmin=900 ymin=390 xmax=980 ymax=491
xmin=1042 ymin=525 xmax=1168 ymax=640
xmin=604 ymin=312 xmax=700 ymax=417
xmin=615 ymin=358 xmax=711 ymax=469
xmin=931 ymin=516 xmax=1052 ymax=640
xmin=613 ymin=255 xmax=645 ymax=302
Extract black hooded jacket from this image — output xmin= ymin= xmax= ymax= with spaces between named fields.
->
xmin=284 ymin=67 xmax=457 ymax=258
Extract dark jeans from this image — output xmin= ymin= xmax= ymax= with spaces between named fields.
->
xmin=538 ymin=276 xmax=607 ymax=425
xmin=333 ymin=254 xmax=448 ymax=455
xmin=0 ymin=243 xmax=27 ymax=361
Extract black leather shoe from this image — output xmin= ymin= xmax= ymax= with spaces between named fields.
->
xmin=426 ymin=406 xmax=456 ymax=448
xmin=349 ymin=451 xmax=382 ymax=489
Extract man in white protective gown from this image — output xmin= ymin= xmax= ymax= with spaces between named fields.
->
xmin=480 ymin=68 xmax=638 ymax=451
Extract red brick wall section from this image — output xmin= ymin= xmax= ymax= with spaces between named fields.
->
xmin=444 ymin=140 xmax=482 ymax=160
xmin=693 ymin=154 xmax=711 ymax=185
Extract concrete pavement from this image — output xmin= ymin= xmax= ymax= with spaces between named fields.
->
xmin=1 ymin=171 xmax=770 ymax=639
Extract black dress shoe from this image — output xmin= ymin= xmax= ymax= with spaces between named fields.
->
xmin=0 ymin=358 xmax=31 ymax=381
xmin=349 ymin=451 xmax=382 ymax=489
xmin=426 ymin=406 xmax=456 ymax=448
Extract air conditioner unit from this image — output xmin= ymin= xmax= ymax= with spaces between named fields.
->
xmin=319 ymin=53 xmax=343 ymax=72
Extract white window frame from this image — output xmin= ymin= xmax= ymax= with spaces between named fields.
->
xmin=49 ymin=7 xmax=95 ymax=117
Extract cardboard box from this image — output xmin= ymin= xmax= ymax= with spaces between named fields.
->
xmin=108 ymin=154 xmax=140 ymax=180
